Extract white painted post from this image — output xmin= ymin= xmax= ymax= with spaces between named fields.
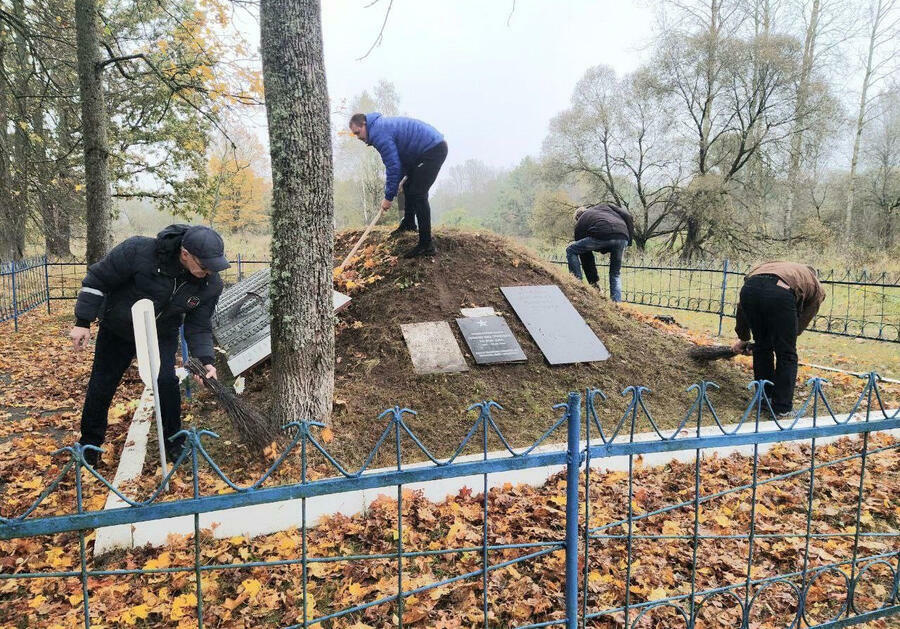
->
xmin=131 ymin=299 xmax=168 ymax=485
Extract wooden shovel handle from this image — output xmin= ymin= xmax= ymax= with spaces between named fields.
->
xmin=336 ymin=176 xmax=407 ymax=272
xmin=337 ymin=206 xmax=385 ymax=272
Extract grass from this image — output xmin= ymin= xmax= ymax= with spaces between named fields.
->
xmin=628 ymin=305 xmax=900 ymax=380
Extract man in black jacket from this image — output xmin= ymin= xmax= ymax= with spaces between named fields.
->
xmin=565 ymin=204 xmax=634 ymax=301
xmin=70 ymin=225 xmax=229 ymax=466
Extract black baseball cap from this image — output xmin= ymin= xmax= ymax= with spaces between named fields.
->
xmin=182 ymin=226 xmax=230 ymax=273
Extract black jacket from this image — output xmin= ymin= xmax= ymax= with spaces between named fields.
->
xmin=74 ymin=225 xmax=223 ymax=364
xmin=574 ymin=204 xmax=634 ymax=245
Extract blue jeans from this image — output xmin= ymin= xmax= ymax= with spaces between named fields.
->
xmin=566 ymin=237 xmax=627 ymax=302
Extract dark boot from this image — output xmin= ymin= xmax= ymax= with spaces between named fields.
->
xmin=82 ymin=446 xmax=101 ymax=468
xmin=403 ymin=242 xmax=436 ymax=258
xmin=389 ymin=222 xmax=417 ymax=238
xmin=165 ymin=436 xmax=187 ymax=463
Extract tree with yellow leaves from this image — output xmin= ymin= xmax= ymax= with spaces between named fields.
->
xmin=207 ymin=124 xmax=271 ymax=233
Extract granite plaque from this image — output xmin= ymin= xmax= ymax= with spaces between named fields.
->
xmin=400 ymin=321 xmax=469 ymax=375
xmin=500 ymin=285 xmax=609 ymax=365
xmin=456 ymin=316 xmax=527 ymax=364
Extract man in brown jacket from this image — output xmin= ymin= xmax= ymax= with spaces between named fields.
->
xmin=732 ymin=262 xmax=826 ymax=416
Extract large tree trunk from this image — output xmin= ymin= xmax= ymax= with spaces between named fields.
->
xmin=260 ymin=0 xmax=335 ymax=428
xmin=0 ymin=1 xmax=29 ymax=260
xmin=681 ymin=216 xmax=703 ymax=261
xmin=0 ymin=61 xmax=22 ymax=260
xmin=75 ymin=0 xmax=111 ymax=264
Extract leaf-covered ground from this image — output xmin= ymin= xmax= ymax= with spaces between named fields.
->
xmin=0 ymin=318 xmax=897 ymax=628
xmin=0 ymin=230 xmax=897 ymax=627
xmin=0 ymin=431 xmax=896 ymax=628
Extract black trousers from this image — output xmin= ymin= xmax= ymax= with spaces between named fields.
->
xmin=401 ymin=141 xmax=448 ymax=246
xmin=79 ymin=326 xmax=184 ymax=453
xmin=738 ymin=275 xmax=799 ymax=414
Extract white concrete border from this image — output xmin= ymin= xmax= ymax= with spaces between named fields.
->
xmin=94 ymin=389 xmax=899 ymax=555
xmin=94 ymin=387 xmax=155 ymax=556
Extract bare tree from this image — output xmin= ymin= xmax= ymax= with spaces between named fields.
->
xmin=779 ymin=0 xmax=852 ymax=241
xmin=260 ymin=0 xmax=335 ymax=428
xmin=844 ymin=0 xmax=899 ymax=238
xmin=863 ymin=86 xmax=899 ymax=248
xmin=655 ymin=0 xmax=803 ymax=258
xmin=783 ymin=0 xmax=819 ymax=240
xmin=542 ymin=65 xmax=682 ymax=249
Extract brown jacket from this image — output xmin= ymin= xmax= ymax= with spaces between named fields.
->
xmin=735 ymin=261 xmax=826 ymax=341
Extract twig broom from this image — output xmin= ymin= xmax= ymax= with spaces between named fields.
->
xmin=688 ymin=342 xmax=755 ymax=361
xmin=185 ymin=357 xmax=278 ymax=451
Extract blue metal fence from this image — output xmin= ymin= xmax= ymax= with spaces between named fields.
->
xmin=548 ymin=256 xmax=900 ymax=343
xmin=1 ymin=375 xmax=897 ymax=628
xmin=0 ymin=255 xmax=50 ymax=330
xmin=7 ymin=255 xmax=897 ymax=345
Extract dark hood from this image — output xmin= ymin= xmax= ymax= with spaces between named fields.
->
xmin=155 ymin=224 xmax=191 ymax=276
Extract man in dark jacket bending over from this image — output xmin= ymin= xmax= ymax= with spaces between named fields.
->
xmin=565 ymin=204 xmax=635 ymax=301
xmin=732 ymin=261 xmax=826 ymax=418
xmin=349 ymin=112 xmax=448 ymax=258
xmin=69 ymin=225 xmax=229 ymax=466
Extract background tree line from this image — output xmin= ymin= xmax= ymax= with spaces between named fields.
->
xmin=0 ymin=0 xmax=268 ymax=261
xmin=335 ymin=0 xmax=898 ymax=262
xmin=2 ymin=0 xmax=897 ymax=264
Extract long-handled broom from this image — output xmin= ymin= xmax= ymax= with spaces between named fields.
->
xmin=688 ymin=342 xmax=755 ymax=361
xmin=185 ymin=357 xmax=278 ymax=450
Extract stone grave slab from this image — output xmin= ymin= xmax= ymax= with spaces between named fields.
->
xmin=213 ymin=268 xmax=351 ymax=376
xmin=400 ymin=321 xmax=469 ymax=375
xmin=500 ymin=285 xmax=609 ymax=365
xmin=456 ymin=316 xmax=527 ymax=365
xmin=460 ymin=306 xmax=497 ymax=318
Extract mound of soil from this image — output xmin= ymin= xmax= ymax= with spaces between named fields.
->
xmin=185 ymin=229 xmax=758 ymax=471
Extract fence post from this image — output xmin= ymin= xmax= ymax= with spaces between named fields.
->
xmin=564 ymin=391 xmax=582 ymax=629
xmin=44 ymin=256 xmax=51 ymax=314
xmin=717 ymin=258 xmax=730 ymax=337
xmin=11 ymin=260 xmax=18 ymax=332
xmin=237 ymin=253 xmax=243 ymax=282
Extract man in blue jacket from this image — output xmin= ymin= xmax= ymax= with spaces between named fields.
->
xmin=69 ymin=225 xmax=228 ymax=466
xmin=349 ymin=112 xmax=448 ymax=258
xmin=566 ymin=204 xmax=634 ymax=302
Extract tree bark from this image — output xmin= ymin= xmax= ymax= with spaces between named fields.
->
xmin=0 ymin=0 xmax=29 ymax=260
xmin=0 ymin=42 xmax=22 ymax=261
xmin=75 ymin=0 xmax=111 ymax=264
xmin=260 ymin=0 xmax=335 ymax=428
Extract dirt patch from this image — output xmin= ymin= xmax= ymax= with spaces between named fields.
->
xmin=186 ymin=229 xmax=765 ymax=475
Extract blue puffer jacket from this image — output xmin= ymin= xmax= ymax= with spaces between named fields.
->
xmin=365 ymin=112 xmax=444 ymax=201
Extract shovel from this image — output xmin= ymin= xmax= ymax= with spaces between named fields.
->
xmin=337 ymin=176 xmax=407 ymax=272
